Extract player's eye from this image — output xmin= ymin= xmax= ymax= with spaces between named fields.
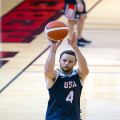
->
xmin=69 ymin=61 xmax=73 ymax=63
xmin=63 ymin=59 xmax=67 ymax=62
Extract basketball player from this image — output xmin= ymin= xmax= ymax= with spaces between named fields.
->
xmin=64 ymin=0 xmax=91 ymax=47
xmin=44 ymin=32 xmax=89 ymax=120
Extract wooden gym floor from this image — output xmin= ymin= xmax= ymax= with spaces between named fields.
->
xmin=0 ymin=0 xmax=120 ymax=120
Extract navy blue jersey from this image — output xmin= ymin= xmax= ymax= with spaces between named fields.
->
xmin=45 ymin=69 xmax=83 ymax=120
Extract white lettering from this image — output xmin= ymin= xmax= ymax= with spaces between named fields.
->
xmin=69 ymin=81 xmax=72 ymax=88
xmin=64 ymin=82 xmax=68 ymax=88
xmin=73 ymin=81 xmax=77 ymax=88
xmin=64 ymin=81 xmax=77 ymax=89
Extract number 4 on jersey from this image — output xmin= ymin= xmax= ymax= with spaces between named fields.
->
xmin=66 ymin=91 xmax=74 ymax=103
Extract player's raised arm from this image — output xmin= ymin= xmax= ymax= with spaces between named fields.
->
xmin=67 ymin=32 xmax=89 ymax=83
xmin=44 ymin=40 xmax=62 ymax=88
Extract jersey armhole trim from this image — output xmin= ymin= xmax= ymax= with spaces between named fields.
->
xmin=75 ymin=69 xmax=83 ymax=87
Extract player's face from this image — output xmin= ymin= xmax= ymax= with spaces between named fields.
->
xmin=59 ymin=54 xmax=76 ymax=73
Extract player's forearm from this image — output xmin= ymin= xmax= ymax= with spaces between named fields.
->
xmin=44 ymin=48 xmax=56 ymax=73
xmin=73 ymin=47 xmax=88 ymax=70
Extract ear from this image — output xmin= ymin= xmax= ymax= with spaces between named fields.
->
xmin=74 ymin=61 xmax=77 ymax=66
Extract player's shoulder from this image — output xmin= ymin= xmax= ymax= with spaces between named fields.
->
xmin=72 ymin=69 xmax=79 ymax=74
xmin=56 ymin=69 xmax=79 ymax=77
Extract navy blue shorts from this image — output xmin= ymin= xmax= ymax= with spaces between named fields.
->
xmin=64 ymin=1 xmax=87 ymax=20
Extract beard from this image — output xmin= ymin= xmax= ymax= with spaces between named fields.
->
xmin=60 ymin=65 xmax=73 ymax=73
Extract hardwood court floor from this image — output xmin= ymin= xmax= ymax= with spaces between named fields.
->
xmin=0 ymin=0 xmax=120 ymax=120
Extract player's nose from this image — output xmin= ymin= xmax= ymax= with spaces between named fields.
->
xmin=65 ymin=61 xmax=69 ymax=65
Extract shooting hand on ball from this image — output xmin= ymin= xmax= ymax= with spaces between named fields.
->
xmin=48 ymin=39 xmax=63 ymax=51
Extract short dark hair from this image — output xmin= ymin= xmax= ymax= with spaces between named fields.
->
xmin=60 ymin=50 xmax=77 ymax=61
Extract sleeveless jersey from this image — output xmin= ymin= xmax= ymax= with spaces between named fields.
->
xmin=45 ymin=69 xmax=83 ymax=120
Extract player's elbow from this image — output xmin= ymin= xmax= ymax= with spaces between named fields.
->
xmin=85 ymin=67 xmax=89 ymax=75
xmin=82 ymin=67 xmax=89 ymax=76
xmin=44 ymin=71 xmax=52 ymax=79
xmin=44 ymin=67 xmax=52 ymax=74
xmin=44 ymin=70 xmax=52 ymax=76
xmin=44 ymin=69 xmax=55 ymax=78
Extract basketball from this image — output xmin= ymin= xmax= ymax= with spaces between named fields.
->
xmin=44 ymin=21 xmax=68 ymax=41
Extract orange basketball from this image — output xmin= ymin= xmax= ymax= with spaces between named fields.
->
xmin=44 ymin=21 xmax=68 ymax=41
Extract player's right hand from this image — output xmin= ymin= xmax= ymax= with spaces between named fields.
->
xmin=48 ymin=39 xmax=63 ymax=50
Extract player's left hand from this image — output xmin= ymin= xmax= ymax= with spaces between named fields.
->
xmin=67 ymin=32 xmax=77 ymax=49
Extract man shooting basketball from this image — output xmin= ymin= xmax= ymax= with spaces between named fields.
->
xmin=44 ymin=32 xmax=89 ymax=120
